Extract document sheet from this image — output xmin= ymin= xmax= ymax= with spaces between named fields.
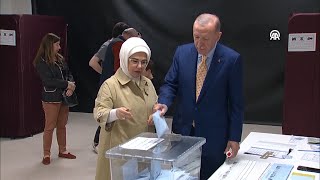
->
xmin=245 ymin=141 xmax=296 ymax=159
xmin=209 ymin=160 xmax=270 ymax=179
xmin=120 ymin=137 xmax=164 ymax=150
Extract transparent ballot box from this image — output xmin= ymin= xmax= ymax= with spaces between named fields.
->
xmin=105 ymin=132 xmax=206 ymax=180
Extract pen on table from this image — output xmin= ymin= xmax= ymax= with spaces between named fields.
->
xmin=287 ymin=148 xmax=293 ymax=155
xmin=298 ymin=150 xmax=320 ymax=152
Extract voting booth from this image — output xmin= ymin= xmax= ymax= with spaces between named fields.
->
xmin=0 ymin=15 xmax=67 ymax=138
xmin=283 ymin=13 xmax=320 ymax=138
xmin=106 ymin=132 xmax=206 ymax=180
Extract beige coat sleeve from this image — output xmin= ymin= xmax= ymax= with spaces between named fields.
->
xmin=93 ymin=80 xmax=116 ymax=127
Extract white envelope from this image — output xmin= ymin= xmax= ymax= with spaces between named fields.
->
xmin=152 ymin=110 xmax=169 ymax=138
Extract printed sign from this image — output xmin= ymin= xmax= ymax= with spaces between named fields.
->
xmin=288 ymin=33 xmax=316 ymax=52
xmin=0 ymin=29 xmax=16 ymax=46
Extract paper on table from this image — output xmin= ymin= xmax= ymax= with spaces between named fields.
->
xmin=289 ymin=136 xmax=305 ymax=144
xmin=290 ymin=172 xmax=315 ymax=180
xmin=245 ymin=141 xmax=296 ymax=159
xmin=245 ymin=147 xmax=288 ymax=159
xmin=260 ymin=163 xmax=293 ymax=180
xmin=120 ymin=137 xmax=164 ymax=150
xmin=252 ymin=141 xmax=296 ymax=152
xmin=209 ymin=160 xmax=270 ymax=180
xmin=308 ymin=137 xmax=320 ymax=144
xmin=301 ymin=153 xmax=320 ymax=163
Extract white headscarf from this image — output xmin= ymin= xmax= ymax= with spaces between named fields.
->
xmin=119 ymin=37 xmax=151 ymax=79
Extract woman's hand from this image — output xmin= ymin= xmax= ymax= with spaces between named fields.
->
xmin=116 ymin=107 xmax=133 ymax=120
xmin=67 ymin=81 xmax=76 ymax=91
xmin=147 ymin=115 xmax=154 ymax=125
xmin=65 ymin=89 xmax=73 ymax=97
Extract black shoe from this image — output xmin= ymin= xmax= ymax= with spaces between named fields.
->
xmin=92 ymin=142 xmax=98 ymax=154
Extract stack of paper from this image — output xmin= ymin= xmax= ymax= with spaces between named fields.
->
xmin=308 ymin=137 xmax=320 ymax=144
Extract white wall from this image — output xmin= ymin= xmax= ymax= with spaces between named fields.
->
xmin=0 ymin=0 xmax=32 ymax=14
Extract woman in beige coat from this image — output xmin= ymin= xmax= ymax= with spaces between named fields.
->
xmin=93 ymin=37 xmax=157 ymax=180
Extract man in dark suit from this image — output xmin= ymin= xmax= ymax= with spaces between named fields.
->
xmin=154 ymin=13 xmax=244 ymax=179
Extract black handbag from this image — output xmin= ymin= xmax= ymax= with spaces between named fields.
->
xmin=62 ymin=90 xmax=78 ymax=107
xmin=56 ymin=61 xmax=78 ymax=107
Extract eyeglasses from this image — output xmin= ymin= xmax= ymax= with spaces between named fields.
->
xmin=129 ymin=58 xmax=148 ymax=67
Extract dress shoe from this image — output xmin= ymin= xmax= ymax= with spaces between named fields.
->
xmin=42 ymin=156 xmax=50 ymax=165
xmin=58 ymin=152 xmax=76 ymax=159
xmin=92 ymin=142 xmax=98 ymax=154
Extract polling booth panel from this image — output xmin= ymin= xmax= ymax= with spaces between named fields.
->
xmin=283 ymin=13 xmax=320 ymax=138
xmin=0 ymin=15 xmax=67 ymax=138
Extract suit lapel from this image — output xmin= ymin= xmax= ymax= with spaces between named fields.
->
xmin=190 ymin=47 xmax=198 ymax=103
xmin=197 ymin=44 xmax=225 ymax=103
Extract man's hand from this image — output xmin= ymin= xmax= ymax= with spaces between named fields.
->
xmin=224 ymin=141 xmax=240 ymax=159
xmin=153 ymin=103 xmax=168 ymax=116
